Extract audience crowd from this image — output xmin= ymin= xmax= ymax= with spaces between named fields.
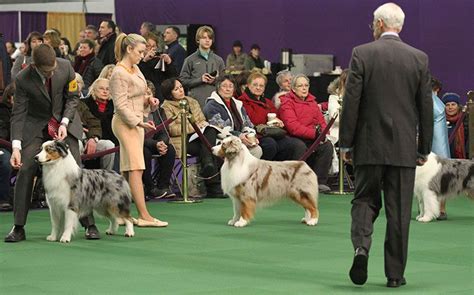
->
xmin=0 ymin=20 xmax=469 ymax=222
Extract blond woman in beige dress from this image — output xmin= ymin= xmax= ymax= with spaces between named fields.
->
xmin=110 ymin=33 xmax=168 ymax=227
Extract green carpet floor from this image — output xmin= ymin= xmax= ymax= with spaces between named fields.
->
xmin=0 ymin=195 xmax=472 ymax=294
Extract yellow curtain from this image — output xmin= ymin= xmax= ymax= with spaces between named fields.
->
xmin=46 ymin=12 xmax=86 ymax=48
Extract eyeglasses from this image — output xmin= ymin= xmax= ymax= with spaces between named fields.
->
xmin=251 ymin=83 xmax=265 ymax=89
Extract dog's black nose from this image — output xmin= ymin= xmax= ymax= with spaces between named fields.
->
xmin=34 ymin=155 xmax=39 ymax=162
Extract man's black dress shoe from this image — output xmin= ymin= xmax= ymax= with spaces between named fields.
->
xmin=349 ymin=247 xmax=368 ymax=285
xmin=85 ymin=225 xmax=101 ymax=240
xmin=387 ymin=277 xmax=406 ymax=288
xmin=4 ymin=227 xmax=26 ymax=243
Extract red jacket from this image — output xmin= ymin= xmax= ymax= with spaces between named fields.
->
xmin=239 ymin=91 xmax=277 ymax=126
xmin=278 ymin=91 xmax=327 ymax=140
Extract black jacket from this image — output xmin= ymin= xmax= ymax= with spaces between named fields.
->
xmin=82 ymin=96 xmax=117 ymax=145
xmin=0 ymin=102 xmax=11 ymax=140
xmin=144 ymin=108 xmax=170 ymax=150
xmin=138 ymin=59 xmax=177 ymax=100
xmin=97 ymin=33 xmax=117 ymax=66
xmin=82 ymin=56 xmax=104 ymax=95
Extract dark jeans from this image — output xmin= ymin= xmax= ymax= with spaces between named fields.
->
xmin=303 ymin=140 xmax=333 ymax=185
xmin=0 ymin=148 xmax=12 ymax=203
xmin=187 ymin=128 xmax=218 ymax=173
xmin=259 ymin=135 xmax=307 ymax=161
xmin=143 ymin=143 xmax=176 ymax=190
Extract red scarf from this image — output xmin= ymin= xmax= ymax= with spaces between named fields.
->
xmin=74 ymin=53 xmax=95 ymax=75
xmin=96 ymin=100 xmax=108 ymax=113
xmin=446 ymin=112 xmax=465 ymax=158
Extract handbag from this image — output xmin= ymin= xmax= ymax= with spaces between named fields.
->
xmin=255 ymin=124 xmax=287 ymax=139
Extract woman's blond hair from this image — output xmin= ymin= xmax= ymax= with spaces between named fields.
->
xmin=114 ymin=33 xmax=146 ymax=62
xmin=247 ymin=72 xmax=267 ymax=86
xmin=99 ymin=64 xmax=116 ymax=79
xmin=88 ymin=78 xmax=111 ymax=100
xmin=43 ymin=29 xmax=61 ymax=48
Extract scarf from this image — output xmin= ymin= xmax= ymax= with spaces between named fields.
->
xmin=74 ymin=53 xmax=95 ymax=75
xmin=446 ymin=112 xmax=465 ymax=158
xmin=96 ymin=99 xmax=108 ymax=113
xmin=244 ymin=87 xmax=266 ymax=104
xmin=220 ymin=95 xmax=243 ymax=132
xmin=98 ymin=32 xmax=115 ymax=45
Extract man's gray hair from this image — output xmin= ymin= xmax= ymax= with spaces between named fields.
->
xmin=373 ymin=2 xmax=405 ymax=31
xmin=276 ymin=70 xmax=293 ymax=87
xmin=291 ymin=74 xmax=310 ymax=90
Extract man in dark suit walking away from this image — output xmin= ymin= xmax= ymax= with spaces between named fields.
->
xmin=5 ymin=44 xmax=100 ymax=242
xmin=339 ymin=3 xmax=433 ymax=288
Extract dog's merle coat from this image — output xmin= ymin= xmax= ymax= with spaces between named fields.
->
xmin=414 ymin=153 xmax=474 ymax=222
xmin=36 ymin=140 xmax=134 ymax=242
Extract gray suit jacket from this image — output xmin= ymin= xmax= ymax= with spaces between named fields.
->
xmin=11 ymin=58 xmax=82 ymax=147
xmin=339 ymin=35 xmax=433 ymax=167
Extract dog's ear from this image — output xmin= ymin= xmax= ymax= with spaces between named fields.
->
xmin=55 ymin=140 xmax=70 ymax=157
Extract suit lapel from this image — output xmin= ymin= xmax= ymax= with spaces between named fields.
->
xmin=31 ymin=67 xmax=51 ymax=102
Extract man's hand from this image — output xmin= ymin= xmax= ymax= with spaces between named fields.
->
xmin=84 ymin=138 xmax=97 ymax=155
xmin=342 ymin=150 xmax=353 ymax=164
xmin=56 ymin=125 xmax=68 ymax=140
xmin=10 ymin=148 xmax=22 ymax=169
xmin=160 ymin=53 xmax=172 ymax=64
xmin=156 ymin=141 xmax=168 ymax=155
xmin=143 ymin=49 xmax=156 ymax=62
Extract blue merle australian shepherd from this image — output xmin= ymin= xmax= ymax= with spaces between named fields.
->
xmin=35 ymin=140 xmax=134 ymax=242
xmin=414 ymin=152 xmax=474 ymax=222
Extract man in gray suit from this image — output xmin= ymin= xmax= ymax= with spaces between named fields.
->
xmin=5 ymin=44 xmax=99 ymax=242
xmin=339 ymin=3 xmax=433 ymax=288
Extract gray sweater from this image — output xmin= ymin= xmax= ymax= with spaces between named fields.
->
xmin=179 ymin=50 xmax=225 ymax=108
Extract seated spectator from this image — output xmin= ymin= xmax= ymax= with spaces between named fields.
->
xmin=139 ymin=32 xmax=177 ymax=100
xmin=73 ymin=29 xmax=86 ymax=55
xmin=74 ymin=39 xmax=103 ymax=95
xmin=239 ymin=72 xmax=306 ymax=161
xmin=75 ymin=73 xmax=86 ymax=98
xmin=11 ymin=31 xmax=43 ymax=78
xmin=279 ymin=74 xmax=334 ymax=192
xmin=204 ymin=74 xmax=263 ymax=158
xmin=97 ymin=20 xmax=118 ymax=66
xmin=85 ymin=24 xmax=98 ymax=41
xmin=180 ymin=25 xmax=225 ymax=108
xmin=161 ymin=77 xmax=222 ymax=196
xmin=5 ymin=41 xmax=16 ymax=63
xmin=43 ymin=29 xmax=62 ymax=57
xmin=244 ymin=44 xmax=264 ymax=71
xmin=272 ymin=70 xmax=293 ymax=109
xmin=326 ymin=69 xmax=348 ymax=144
xmin=163 ymin=26 xmax=186 ymax=73
xmin=442 ymin=92 xmax=468 ymax=159
xmin=142 ymin=81 xmax=176 ymax=199
xmin=59 ymin=37 xmax=74 ymax=63
xmin=140 ymin=21 xmax=155 ymax=36
xmin=77 ymin=78 xmax=115 ymax=170
xmin=234 ymin=70 xmax=250 ymax=98
xmin=99 ymin=64 xmax=116 ymax=79
xmin=0 ymin=83 xmax=14 ymax=211
xmin=226 ymin=40 xmax=247 ymax=72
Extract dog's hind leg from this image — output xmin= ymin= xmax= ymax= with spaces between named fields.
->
xmin=123 ymin=217 xmax=135 ymax=237
xmin=417 ymin=190 xmax=440 ymax=223
xmin=106 ymin=217 xmax=119 ymax=235
xmin=60 ymin=209 xmax=79 ymax=243
xmin=234 ymin=199 xmax=256 ymax=227
xmin=293 ymin=191 xmax=319 ymax=226
xmin=228 ymin=197 xmax=241 ymax=226
xmin=46 ymin=205 xmax=61 ymax=241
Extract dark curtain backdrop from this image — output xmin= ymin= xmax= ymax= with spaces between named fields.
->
xmin=0 ymin=12 xmax=19 ymax=43
xmin=116 ymin=0 xmax=472 ymax=100
xmin=20 ymin=12 xmax=47 ymax=42
xmin=85 ymin=13 xmax=113 ymax=28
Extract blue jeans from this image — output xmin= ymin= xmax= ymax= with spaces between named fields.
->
xmin=0 ymin=148 xmax=12 ymax=203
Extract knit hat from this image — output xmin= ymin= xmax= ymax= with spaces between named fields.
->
xmin=250 ymin=44 xmax=260 ymax=50
xmin=442 ymin=92 xmax=460 ymax=105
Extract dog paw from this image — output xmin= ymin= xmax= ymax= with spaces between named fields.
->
xmin=417 ymin=216 xmax=433 ymax=223
xmin=305 ymin=218 xmax=318 ymax=226
xmin=415 ymin=215 xmax=422 ymax=221
xmin=124 ymin=231 xmax=135 ymax=237
xmin=233 ymin=218 xmax=248 ymax=227
xmin=59 ymin=236 xmax=71 ymax=243
xmin=227 ymin=219 xmax=237 ymax=226
xmin=105 ymin=229 xmax=115 ymax=235
xmin=46 ymin=235 xmax=57 ymax=241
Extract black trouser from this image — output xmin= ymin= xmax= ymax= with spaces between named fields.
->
xmin=187 ymin=128 xmax=220 ymax=186
xmin=351 ymin=164 xmax=415 ymax=280
xmin=143 ymin=144 xmax=176 ymax=190
xmin=303 ymin=140 xmax=333 ymax=185
xmin=259 ymin=135 xmax=307 ymax=161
